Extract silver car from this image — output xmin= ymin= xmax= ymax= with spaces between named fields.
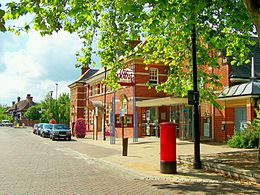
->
xmin=49 ymin=124 xmax=71 ymax=141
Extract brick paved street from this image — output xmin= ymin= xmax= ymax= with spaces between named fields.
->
xmin=0 ymin=127 xmax=259 ymax=194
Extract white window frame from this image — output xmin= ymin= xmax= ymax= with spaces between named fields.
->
xmin=149 ymin=68 xmax=158 ymax=84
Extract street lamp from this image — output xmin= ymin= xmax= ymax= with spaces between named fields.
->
xmin=72 ymin=105 xmax=75 ymax=136
xmin=55 ymin=83 xmax=58 ymax=100
xmin=49 ymin=90 xmax=53 ymax=119
xmin=103 ymin=67 xmax=107 ymax=141
xmin=191 ymin=25 xmax=201 ymax=169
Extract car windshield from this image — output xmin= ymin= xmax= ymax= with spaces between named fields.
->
xmin=53 ymin=124 xmax=68 ymax=130
xmin=43 ymin=124 xmax=52 ymax=129
xmin=39 ymin=123 xmax=46 ymax=128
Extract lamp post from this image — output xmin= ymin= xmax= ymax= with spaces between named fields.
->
xmin=55 ymin=83 xmax=58 ymax=100
xmin=72 ymin=105 xmax=75 ymax=136
xmin=49 ymin=90 xmax=53 ymax=119
xmin=103 ymin=67 xmax=107 ymax=141
xmin=191 ymin=25 xmax=201 ymax=169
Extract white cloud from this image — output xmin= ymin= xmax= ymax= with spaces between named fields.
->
xmin=0 ymin=30 xmax=83 ymax=105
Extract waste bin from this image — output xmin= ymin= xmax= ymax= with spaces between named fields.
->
xmin=159 ymin=122 xmax=177 ymax=174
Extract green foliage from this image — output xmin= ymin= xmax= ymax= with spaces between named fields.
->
xmin=2 ymin=0 xmax=258 ymax=106
xmin=227 ymin=120 xmax=259 ymax=149
xmin=0 ymin=104 xmax=12 ymax=121
xmin=0 ymin=4 xmax=6 ymax=32
xmin=24 ymin=104 xmax=41 ymax=121
xmin=40 ymin=92 xmax=70 ymax=124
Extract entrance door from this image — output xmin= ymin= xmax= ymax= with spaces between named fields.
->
xmin=234 ymin=107 xmax=246 ymax=131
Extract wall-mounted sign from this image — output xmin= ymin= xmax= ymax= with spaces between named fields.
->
xmin=116 ymin=68 xmax=134 ymax=86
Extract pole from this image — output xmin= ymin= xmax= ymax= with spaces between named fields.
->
xmin=192 ymin=25 xmax=202 ymax=169
xmin=103 ymin=67 xmax=107 ymax=141
xmin=121 ymin=116 xmax=128 ymax=156
xmin=55 ymin=83 xmax=58 ymax=100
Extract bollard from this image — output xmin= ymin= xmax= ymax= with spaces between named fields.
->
xmin=159 ymin=122 xmax=177 ymax=174
xmin=122 ymin=138 xmax=128 ymax=156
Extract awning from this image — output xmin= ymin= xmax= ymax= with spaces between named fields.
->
xmin=87 ymin=101 xmax=103 ymax=110
xmin=218 ymin=79 xmax=260 ymax=99
xmin=136 ymin=96 xmax=188 ymax=107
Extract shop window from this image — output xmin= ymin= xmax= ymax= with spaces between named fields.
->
xmin=149 ymin=68 xmax=158 ymax=84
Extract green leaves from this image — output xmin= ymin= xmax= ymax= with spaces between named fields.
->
xmin=0 ymin=8 xmax=6 ymax=32
xmin=3 ymin=0 xmax=259 ymax=105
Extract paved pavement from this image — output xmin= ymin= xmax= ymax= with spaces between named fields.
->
xmin=78 ymin=134 xmax=258 ymax=182
xmin=0 ymin=127 xmax=259 ymax=194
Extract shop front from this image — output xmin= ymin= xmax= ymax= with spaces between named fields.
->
xmin=136 ymin=96 xmax=194 ymax=140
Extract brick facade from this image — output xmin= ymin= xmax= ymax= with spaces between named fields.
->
xmin=69 ymin=55 xmax=259 ymax=142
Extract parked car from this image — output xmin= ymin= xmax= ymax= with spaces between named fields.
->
xmin=41 ymin=124 xmax=52 ymax=138
xmin=50 ymin=124 xmax=71 ymax=141
xmin=33 ymin=123 xmax=39 ymax=134
xmin=0 ymin=120 xmax=13 ymax=127
xmin=36 ymin=123 xmax=47 ymax=135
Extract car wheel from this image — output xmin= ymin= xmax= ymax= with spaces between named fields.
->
xmin=52 ymin=136 xmax=55 ymax=141
xmin=68 ymin=136 xmax=71 ymax=141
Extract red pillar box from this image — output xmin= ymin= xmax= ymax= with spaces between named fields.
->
xmin=159 ymin=122 xmax=177 ymax=174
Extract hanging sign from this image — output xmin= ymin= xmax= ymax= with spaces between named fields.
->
xmin=116 ymin=68 xmax=135 ymax=86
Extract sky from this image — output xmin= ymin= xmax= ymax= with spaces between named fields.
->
xmin=0 ymin=1 xmax=99 ymax=106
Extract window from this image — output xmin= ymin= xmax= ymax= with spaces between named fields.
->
xmin=95 ymin=84 xmax=100 ymax=95
xmin=149 ymin=68 xmax=158 ymax=84
xmin=122 ymin=99 xmax=128 ymax=114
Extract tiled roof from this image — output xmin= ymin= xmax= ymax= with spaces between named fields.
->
xmin=81 ymin=69 xmax=99 ymax=81
xmin=219 ymin=79 xmax=260 ymax=98
xmin=68 ymin=68 xmax=99 ymax=87
xmin=6 ymin=99 xmax=36 ymax=113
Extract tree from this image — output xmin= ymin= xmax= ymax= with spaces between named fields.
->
xmin=24 ymin=104 xmax=41 ymax=121
xmin=39 ymin=92 xmax=70 ymax=124
xmin=2 ymin=0 xmax=260 ymax=159
xmin=254 ymin=105 xmax=260 ymax=163
xmin=0 ymin=104 xmax=12 ymax=121
xmin=1 ymin=0 xmax=258 ymax=104
xmin=0 ymin=4 xmax=6 ymax=32
xmin=56 ymin=93 xmax=70 ymax=125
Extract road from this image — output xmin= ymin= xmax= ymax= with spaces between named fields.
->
xmin=0 ymin=127 xmax=259 ymax=194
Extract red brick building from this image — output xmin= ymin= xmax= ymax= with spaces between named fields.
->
xmin=69 ymin=45 xmax=260 ymax=142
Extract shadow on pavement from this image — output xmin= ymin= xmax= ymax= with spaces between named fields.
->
xmin=151 ymin=182 xmax=260 ymax=194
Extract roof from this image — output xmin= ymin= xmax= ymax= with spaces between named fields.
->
xmin=5 ymin=99 xmax=36 ymax=113
xmin=68 ymin=68 xmax=98 ymax=87
xmin=219 ymin=79 xmax=260 ymax=98
xmin=229 ymin=39 xmax=260 ymax=80
xmin=80 ymin=69 xmax=99 ymax=81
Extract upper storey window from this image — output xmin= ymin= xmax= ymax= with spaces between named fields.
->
xmin=149 ymin=68 xmax=158 ymax=84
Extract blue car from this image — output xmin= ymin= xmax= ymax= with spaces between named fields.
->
xmin=41 ymin=124 xmax=52 ymax=138
xmin=36 ymin=123 xmax=47 ymax=135
xmin=50 ymin=124 xmax=71 ymax=141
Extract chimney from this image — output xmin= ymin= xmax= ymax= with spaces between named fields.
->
xmin=81 ymin=66 xmax=89 ymax=75
xmin=127 ymin=38 xmax=141 ymax=48
xmin=26 ymin=94 xmax=31 ymax=100
xmin=12 ymin=101 xmax=15 ymax=106
xmin=17 ymin=96 xmax=21 ymax=102
xmin=26 ymin=94 xmax=33 ymax=105
xmin=29 ymin=97 xmax=33 ymax=105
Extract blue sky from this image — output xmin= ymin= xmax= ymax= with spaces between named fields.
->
xmin=0 ymin=0 xmax=99 ymax=106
